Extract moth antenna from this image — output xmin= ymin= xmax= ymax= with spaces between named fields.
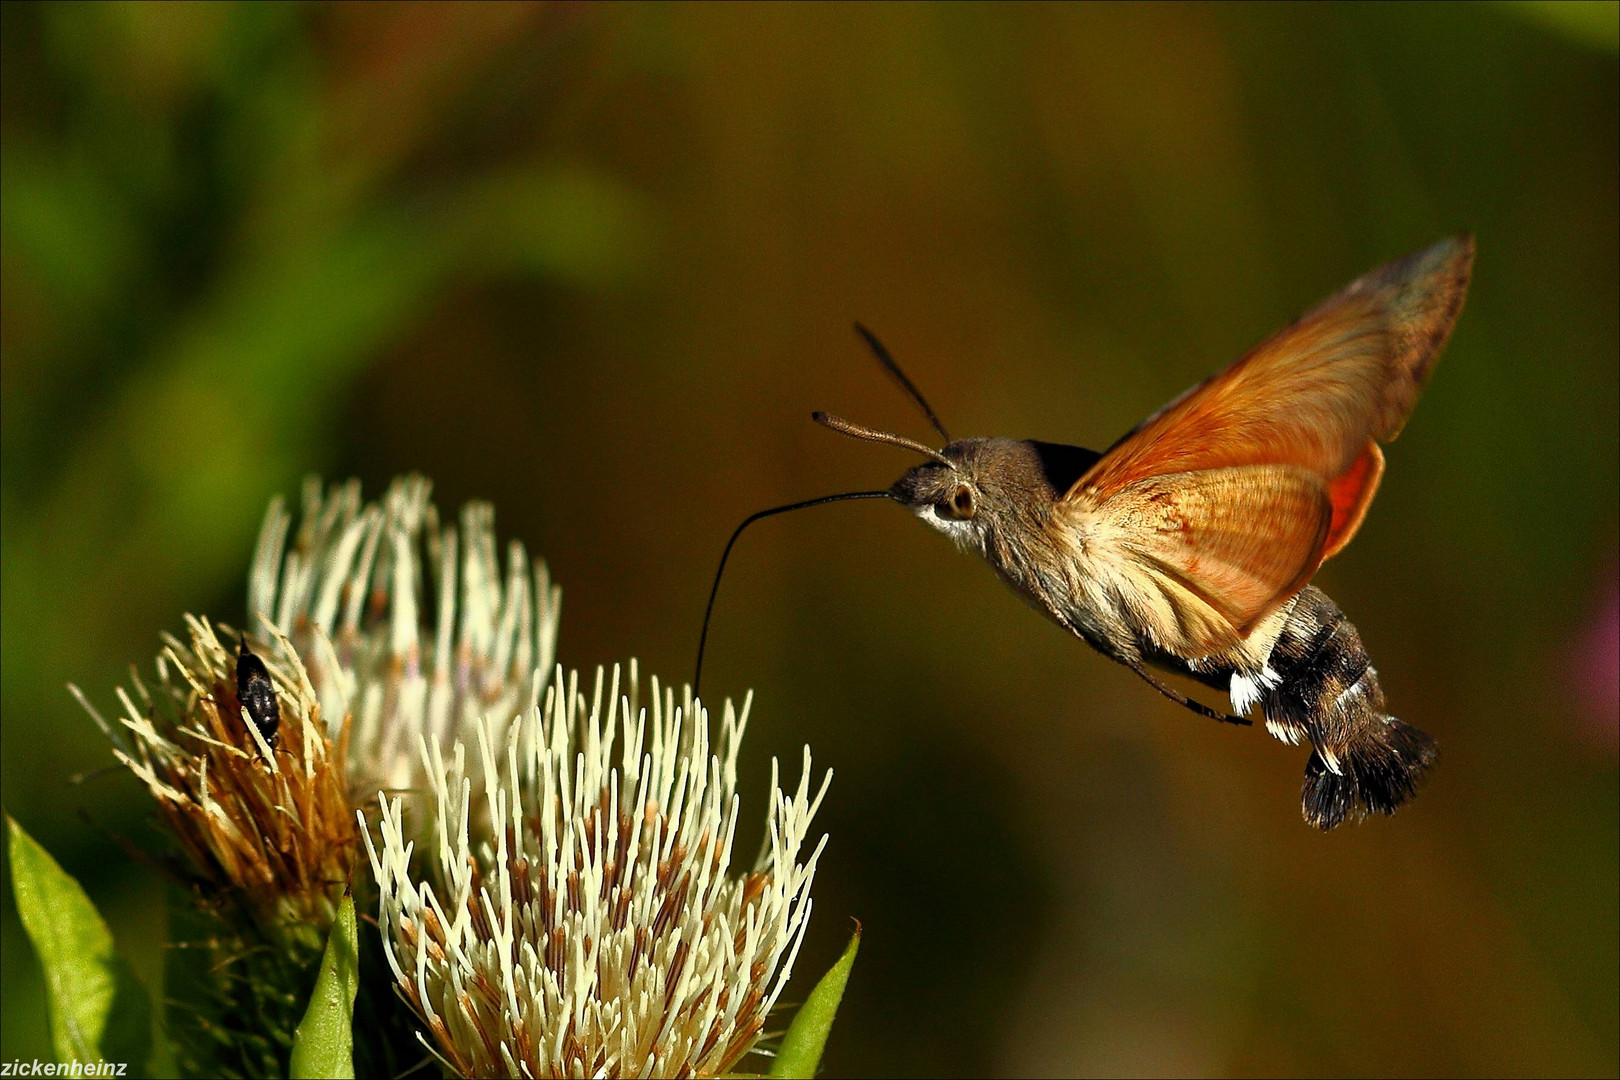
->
xmin=854 ymin=323 xmax=952 ymax=443
xmin=812 ymin=412 xmax=957 ymax=470
xmin=695 ymin=490 xmax=895 ymax=698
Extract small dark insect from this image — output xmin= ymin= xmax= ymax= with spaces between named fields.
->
xmin=235 ymin=642 xmax=281 ymax=749
xmin=696 ymin=236 xmax=1474 ymax=829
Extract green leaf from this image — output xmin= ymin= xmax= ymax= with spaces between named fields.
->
xmin=289 ymin=891 xmax=359 ymax=1079
xmin=769 ymin=923 xmax=861 ymax=1079
xmin=6 ymin=814 xmax=153 ymax=1071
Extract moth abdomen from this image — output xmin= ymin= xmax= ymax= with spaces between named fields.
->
xmin=1301 ymin=715 xmax=1436 ymax=830
xmin=1260 ymin=587 xmax=1437 ymax=829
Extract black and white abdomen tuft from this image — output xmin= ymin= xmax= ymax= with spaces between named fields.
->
xmin=1237 ymin=586 xmax=1437 ymax=829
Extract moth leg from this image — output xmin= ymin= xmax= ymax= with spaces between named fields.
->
xmin=1124 ymin=658 xmax=1251 ymax=726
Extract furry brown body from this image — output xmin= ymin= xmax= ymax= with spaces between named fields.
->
xmin=892 ymin=436 xmax=1436 ymax=829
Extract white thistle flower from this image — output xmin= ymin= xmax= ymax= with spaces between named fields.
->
xmin=248 ymin=475 xmax=560 ymax=795
xmin=363 ymin=664 xmax=831 ymax=1079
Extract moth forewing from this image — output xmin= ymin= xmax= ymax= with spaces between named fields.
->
xmin=1070 ymin=234 xmax=1474 ymax=502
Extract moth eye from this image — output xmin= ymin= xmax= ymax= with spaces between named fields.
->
xmin=942 ymin=486 xmax=975 ymax=520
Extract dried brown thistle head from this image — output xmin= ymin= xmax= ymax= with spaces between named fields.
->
xmin=77 ymin=614 xmax=356 ymax=942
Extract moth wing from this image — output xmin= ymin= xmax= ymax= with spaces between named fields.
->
xmin=1073 ymin=234 xmax=1471 ymax=508
xmin=1322 ymin=439 xmax=1384 ymax=559
xmin=1065 ymin=466 xmax=1332 ymax=655
xmin=1062 ymin=235 xmax=1470 ymax=639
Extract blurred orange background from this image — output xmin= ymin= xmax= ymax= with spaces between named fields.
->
xmin=3 ymin=3 xmax=1616 ymax=1076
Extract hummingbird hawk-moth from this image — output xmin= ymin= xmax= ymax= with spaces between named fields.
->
xmin=697 ymin=235 xmax=1474 ymax=829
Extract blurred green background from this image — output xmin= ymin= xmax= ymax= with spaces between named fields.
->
xmin=3 ymin=3 xmax=1616 ymax=1076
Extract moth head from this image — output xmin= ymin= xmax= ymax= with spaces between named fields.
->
xmin=889 ymin=444 xmax=987 ymax=547
xmin=891 ymin=438 xmax=1072 ymax=551
xmin=811 ymin=328 xmax=1041 ymax=551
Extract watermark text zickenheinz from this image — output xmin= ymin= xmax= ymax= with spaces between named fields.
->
xmin=1 ymin=1063 xmax=126 ymax=1078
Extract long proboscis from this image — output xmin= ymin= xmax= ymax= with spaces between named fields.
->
xmin=694 ymin=490 xmax=895 ymax=698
